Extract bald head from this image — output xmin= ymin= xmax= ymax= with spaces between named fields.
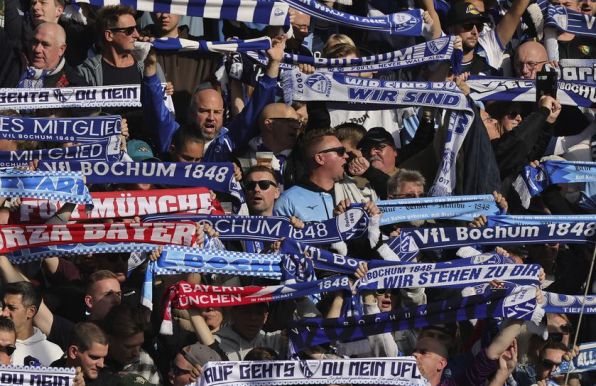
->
xmin=260 ymin=103 xmax=300 ymax=153
xmin=515 ymin=41 xmax=547 ymax=79
xmin=31 ymin=22 xmax=66 ymax=70
xmin=189 ymin=88 xmax=224 ymax=140
xmin=261 ymin=103 xmax=297 ymax=124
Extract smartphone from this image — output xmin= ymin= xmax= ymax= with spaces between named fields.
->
xmin=536 ymin=68 xmax=558 ymax=103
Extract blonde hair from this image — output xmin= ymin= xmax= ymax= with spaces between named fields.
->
xmin=323 ymin=34 xmax=356 ymax=57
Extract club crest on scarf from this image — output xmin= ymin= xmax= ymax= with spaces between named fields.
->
xmin=427 ymin=36 xmax=450 ymax=55
xmin=299 ymin=360 xmax=321 ymax=379
xmin=305 ymin=73 xmax=332 ymax=97
xmin=390 ymin=12 xmax=419 ymax=33
xmin=53 ymin=88 xmax=74 ymax=103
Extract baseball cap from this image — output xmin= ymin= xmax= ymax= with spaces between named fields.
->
xmin=357 ymin=127 xmax=396 ymax=150
xmin=182 ymin=343 xmax=221 ymax=366
xmin=126 ymin=139 xmax=160 ymax=162
xmin=117 ymin=374 xmax=156 ymax=386
xmin=446 ymin=2 xmax=490 ymax=26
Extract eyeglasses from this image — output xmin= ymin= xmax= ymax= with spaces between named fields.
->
xmin=317 ymin=146 xmax=346 ymax=157
xmin=0 ymin=345 xmax=16 ymax=356
xmin=559 ymin=324 xmax=572 ymax=334
xmin=108 ymin=25 xmax=138 ymax=35
xmin=269 ymin=117 xmax=302 ymax=130
xmin=171 ymin=362 xmax=192 ymax=376
xmin=541 ymin=359 xmax=561 ymax=369
xmin=245 ymin=180 xmax=277 ymax=191
xmin=461 ymin=22 xmax=484 ymax=32
xmin=516 ymin=60 xmax=547 ymax=71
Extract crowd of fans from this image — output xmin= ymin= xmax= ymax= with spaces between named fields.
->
xmin=0 ymin=0 xmax=594 ymax=385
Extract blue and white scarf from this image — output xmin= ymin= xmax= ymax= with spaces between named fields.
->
xmin=467 ymin=77 xmax=596 ymax=108
xmin=0 ymin=85 xmax=141 ymax=110
xmin=358 ymin=262 xmax=540 ymax=291
xmin=377 ymin=194 xmax=501 ymax=226
xmin=288 ymin=285 xmax=543 ymax=352
xmin=488 ymin=214 xmax=596 ymax=226
xmin=553 ymin=342 xmax=596 ymax=374
xmin=289 ymin=70 xmax=474 ymax=196
xmin=143 ymin=246 xmax=283 ymax=309
xmin=283 ymin=0 xmax=423 ymax=36
xmin=37 ymin=161 xmax=245 ymax=203
xmin=544 ymin=291 xmax=596 ymax=314
xmin=514 ymin=160 xmax=596 ymax=208
xmin=0 ymin=169 xmax=92 ymax=206
xmin=0 ymin=136 xmax=121 ymax=168
xmin=0 ymin=365 xmax=75 ymax=386
xmin=77 ymin=0 xmax=289 ymax=25
xmin=246 ymin=36 xmax=456 ymax=73
xmin=542 ymin=1 xmax=596 ymax=38
xmin=144 ymin=206 xmax=368 ymax=244
xmin=559 ymin=59 xmax=595 ymax=83
xmin=152 ymin=36 xmax=271 ymax=53
xmin=388 ymin=223 xmax=596 ymax=259
xmin=280 ymin=238 xmax=365 ymax=275
xmin=0 ymin=115 xmax=121 ymax=142
xmin=198 ymin=358 xmax=427 ymax=386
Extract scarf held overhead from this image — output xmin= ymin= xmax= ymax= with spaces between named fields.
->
xmin=0 ymin=115 xmax=121 ymax=142
xmin=0 ymin=85 xmax=141 ymax=110
xmin=15 ymin=187 xmax=223 ymax=222
xmin=0 ymin=222 xmax=197 ymax=253
xmin=37 ymin=161 xmax=245 ymax=203
xmin=377 ymin=194 xmax=501 ymax=225
xmin=197 ymin=358 xmax=427 ymax=386
xmin=76 ymin=0 xmax=289 ymax=26
xmin=151 ymin=36 xmax=272 ymax=53
xmin=388 ymin=223 xmax=596 ymax=259
xmin=144 ymin=206 xmax=369 ymax=244
xmin=288 ymin=285 xmax=543 ymax=352
xmin=0 ymin=169 xmax=92 ymax=206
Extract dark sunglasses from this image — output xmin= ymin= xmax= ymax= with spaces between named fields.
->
xmin=0 ymin=345 xmax=16 ymax=356
xmin=171 ymin=362 xmax=192 ymax=376
xmin=462 ymin=22 xmax=484 ymax=32
xmin=541 ymin=359 xmax=561 ymax=369
xmin=559 ymin=324 xmax=572 ymax=334
xmin=245 ymin=180 xmax=277 ymax=191
xmin=506 ymin=111 xmax=522 ymax=119
xmin=318 ymin=146 xmax=346 ymax=156
xmin=108 ymin=25 xmax=138 ymax=35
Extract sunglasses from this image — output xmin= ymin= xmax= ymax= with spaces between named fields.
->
xmin=541 ymin=359 xmax=561 ymax=369
xmin=0 ymin=345 xmax=16 ymax=356
xmin=462 ymin=22 xmax=484 ymax=32
xmin=559 ymin=324 xmax=572 ymax=334
xmin=108 ymin=25 xmax=138 ymax=35
xmin=245 ymin=180 xmax=277 ymax=191
xmin=318 ymin=146 xmax=346 ymax=156
xmin=270 ymin=117 xmax=302 ymax=127
xmin=506 ymin=111 xmax=522 ymax=119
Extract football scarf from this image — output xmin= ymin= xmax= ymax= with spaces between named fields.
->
xmin=553 ymin=342 xmax=596 ymax=374
xmin=37 ymin=161 xmax=245 ymax=203
xmin=467 ymin=77 xmax=596 ymax=108
xmin=377 ymin=194 xmax=501 ymax=225
xmin=152 ymin=36 xmax=272 ymax=53
xmin=15 ymin=187 xmax=223 ymax=222
xmin=0 ymin=365 xmax=75 ymax=386
xmin=0 ymin=115 xmax=121 ymax=142
xmin=76 ymin=0 xmax=289 ymax=26
xmin=514 ymin=160 xmax=596 ymax=207
xmin=487 ymin=215 xmax=596 ymax=226
xmin=0 ymin=136 xmax=121 ymax=168
xmin=542 ymin=1 xmax=596 ymax=38
xmin=283 ymin=0 xmax=424 ymax=36
xmin=0 ymin=169 xmax=92 ymax=206
xmin=197 ymin=358 xmax=427 ymax=386
xmin=160 ymin=276 xmax=351 ymax=334
xmin=388 ymin=223 xmax=596 ymax=260
xmin=0 ymin=222 xmax=197 ymax=253
xmin=544 ymin=292 xmax=596 ymax=314
xmin=144 ymin=206 xmax=369 ymax=244
xmin=0 ymin=85 xmax=141 ymax=110
xmin=245 ymin=36 xmax=456 ymax=73
xmin=288 ymin=285 xmax=543 ymax=352
xmin=559 ymin=59 xmax=595 ymax=83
